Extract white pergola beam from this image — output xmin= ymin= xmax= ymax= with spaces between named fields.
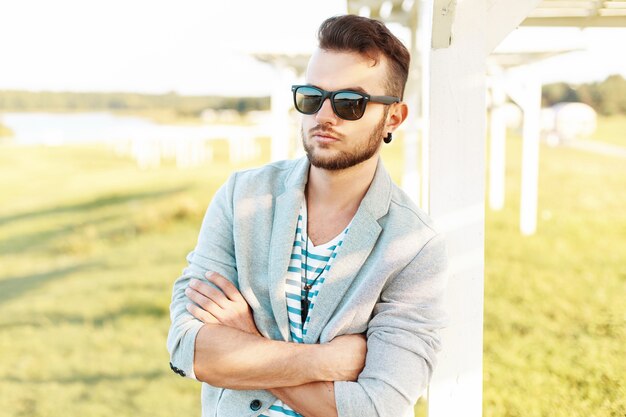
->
xmin=486 ymin=0 xmax=544 ymax=53
xmin=431 ymin=0 xmax=457 ymax=49
xmin=522 ymin=15 xmax=626 ymax=25
xmin=522 ymin=0 xmax=626 ymax=26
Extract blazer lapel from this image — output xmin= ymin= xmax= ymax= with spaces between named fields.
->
xmin=304 ymin=159 xmax=392 ymax=343
xmin=303 ymin=210 xmax=381 ymax=343
xmin=267 ymin=159 xmax=308 ymax=341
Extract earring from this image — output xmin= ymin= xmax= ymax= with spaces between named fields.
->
xmin=383 ymin=132 xmax=392 ymax=144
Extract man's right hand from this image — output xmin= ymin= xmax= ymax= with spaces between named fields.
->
xmin=323 ymin=334 xmax=367 ymax=382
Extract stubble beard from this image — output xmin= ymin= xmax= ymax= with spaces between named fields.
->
xmin=301 ymin=110 xmax=388 ymax=171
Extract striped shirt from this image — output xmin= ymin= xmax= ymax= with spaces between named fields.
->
xmin=261 ymin=203 xmax=350 ymax=417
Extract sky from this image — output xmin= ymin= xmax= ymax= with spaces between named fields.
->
xmin=0 ymin=0 xmax=346 ymax=96
xmin=1 ymin=0 xmax=626 ymax=96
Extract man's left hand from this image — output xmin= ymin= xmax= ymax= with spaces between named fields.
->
xmin=185 ymin=272 xmax=261 ymax=336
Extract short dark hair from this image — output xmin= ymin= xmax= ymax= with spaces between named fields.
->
xmin=317 ymin=14 xmax=410 ymax=99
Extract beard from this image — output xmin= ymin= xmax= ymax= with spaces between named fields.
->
xmin=301 ymin=109 xmax=388 ymax=171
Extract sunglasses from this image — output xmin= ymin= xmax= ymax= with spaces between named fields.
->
xmin=291 ymin=85 xmax=400 ymax=121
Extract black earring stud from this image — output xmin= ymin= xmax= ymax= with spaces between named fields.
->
xmin=383 ymin=132 xmax=392 ymax=144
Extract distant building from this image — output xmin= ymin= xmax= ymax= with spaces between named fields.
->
xmin=541 ymin=102 xmax=596 ymax=146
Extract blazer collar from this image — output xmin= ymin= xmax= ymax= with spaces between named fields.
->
xmin=283 ymin=156 xmax=309 ymax=192
xmin=268 ymin=156 xmax=393 ymax=342
xmin=356 ymin=156 xmax=393 ymax=221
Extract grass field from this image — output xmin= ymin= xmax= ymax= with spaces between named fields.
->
xmin=594 ymin=116 xmax=626 ymax=148
xmin=0 ymin=127 xmax=624 ymax=416
xmin=483 ymin=132 xmax=625 ymax=417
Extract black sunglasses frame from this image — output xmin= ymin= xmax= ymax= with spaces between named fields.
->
xmin=291 ymin=85 xmax=400 ymax=121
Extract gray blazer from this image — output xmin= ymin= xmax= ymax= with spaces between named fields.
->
xmin=167 ymin=157 xmax=448 ymax=417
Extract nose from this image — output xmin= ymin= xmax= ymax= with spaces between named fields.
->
xmin=314 ymin=97 xmax=338 ymax=125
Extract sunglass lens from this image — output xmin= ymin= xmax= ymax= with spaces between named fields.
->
xmin=333 ymin=92 xmax=366 ymax=120
xmin=294 ymin=87 xmax=323 ymax=114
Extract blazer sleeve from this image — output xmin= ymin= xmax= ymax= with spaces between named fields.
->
xmin=334 ymin=233 xmax=449 ymax=417
xmin=166 ymin=173 xmax=239 ymax=380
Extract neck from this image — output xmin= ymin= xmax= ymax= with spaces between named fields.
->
xmin=306 ymin=155 xmax=379 ymax=212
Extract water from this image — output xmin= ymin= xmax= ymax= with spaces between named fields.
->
xmin=0 ymin=112 xmax=260 ymax=145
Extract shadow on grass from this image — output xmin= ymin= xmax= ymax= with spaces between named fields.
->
xmin=0 ymin=301 xmax=169 ymax=330
xmin=0 ymin=186 xmax=189 ymax=226
xmin=0 ymin=263 xmax=100 ymax=306
xmin=0 ymin=213 xmax=121 ymax=255
xmin=1 ymin=369 xmax=166 ymax=385
xmin=94 ymin=303 xmax=169 ymax=323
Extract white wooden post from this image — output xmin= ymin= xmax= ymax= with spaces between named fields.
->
xmin=426 ymin=0 xmax=486 ymax=414
xmin=519 ymin=78 xmax=542 ymax=235
xmin=502 ymin=73 xmax=542 ymax=235
xmin=489 ymin=77 xmax=507 ymax=211
xmin=402 ymin=72 xmax=422 ymax=204
xmin=271 ymin=66 xmax=296 ymax=162
xmin=425 ymin=0 xmax=541 ymax=416
xmin=419 ymin=0 xmax=434 ymax=212
xmin=401 ymin=1 xmax=422 ymax=205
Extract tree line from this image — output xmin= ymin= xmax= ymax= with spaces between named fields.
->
xmin=0 ymin=90 xmax=270 ymax=117
xmin=2 ymin=74 xmax=625 ymax=119
xmin=542 ymin=74 xmax=626 ymax=116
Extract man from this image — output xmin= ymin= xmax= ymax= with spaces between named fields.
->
xmin=167 ymin=14 xmax=448 ymax=417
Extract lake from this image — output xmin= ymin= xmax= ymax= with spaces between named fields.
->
xmin=0 ymin=112 xmax=266 ymax=146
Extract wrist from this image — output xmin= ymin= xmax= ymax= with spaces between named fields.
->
xmin=306 ymin=342 xmax=337 ymax=381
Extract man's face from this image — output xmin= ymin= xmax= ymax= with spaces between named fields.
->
xmin=300 ymin=48 xmax=393 ymax=171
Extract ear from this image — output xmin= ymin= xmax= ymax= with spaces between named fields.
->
xmin=385 ymin=102 xmax=408 ymax=133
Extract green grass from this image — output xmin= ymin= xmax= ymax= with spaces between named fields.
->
xmin=0 ymin=127 xmax=624 ymax=417
xmin=0 ymin=140 xmax=268 ymax=417
xmin=593 ymin=115 xmax=626 ymax=148
xmin=483 ymin=131 xmax=626 ymax=416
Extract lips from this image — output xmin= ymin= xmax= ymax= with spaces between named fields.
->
xmin=309 ymin=129 xmax=341 ymax=141
xmin=314 ymin=133 xmax=339 ymax=140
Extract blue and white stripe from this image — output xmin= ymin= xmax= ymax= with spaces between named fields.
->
xmin=260 ymin=203 xmax=349 ymax=417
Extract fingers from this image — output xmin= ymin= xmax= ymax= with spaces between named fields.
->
xmin=186 ymin=302 xmax=218 ymax=324
xmin=188 ymin=278 xmax=230 ymax=309
xmin=205 ymin=272 xmax=244 ymax=302
xmin=185 ymin=286 xmax=226 ymax=323
xmin=185 ymin=272 xmax=257 ymax=334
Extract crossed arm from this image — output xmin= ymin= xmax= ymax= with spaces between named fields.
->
xmin=184 ymin=272 xmax=367 ymax=417
xmin=168 ymin=176 xmax=448 ymax=417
